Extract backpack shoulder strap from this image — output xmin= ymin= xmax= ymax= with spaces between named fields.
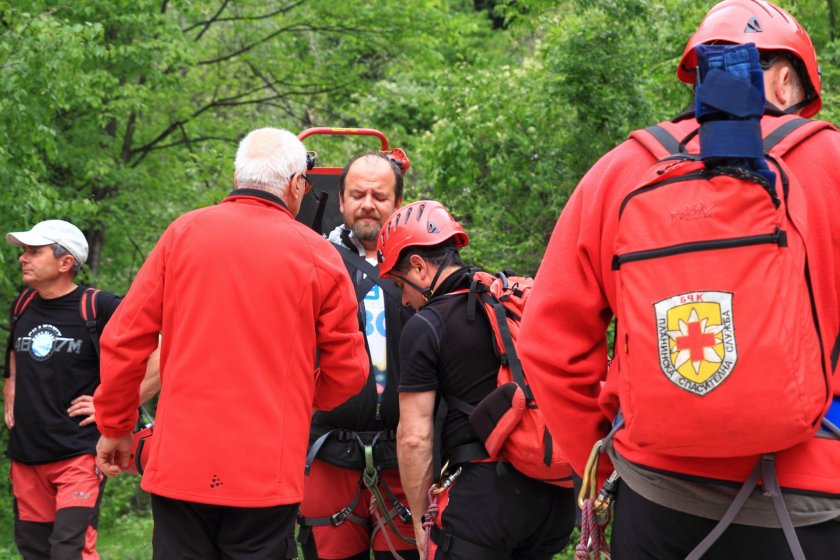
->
xmin=628 ymin=120 xmax=700 ymax=159
xmin=642 ymin=125 xmax=682 ymax=157
xmin=5 ymin=288 xmax=37 ymax=377
xmin=332 ymin=242 xmax=403 ymax=304
xmin=11 ymin=288 xmax=37 ymax=324
xmin=80 ymin=287 xmax=101 ymax=359
xmin=763 ymin=116 xmax=837 ymax=157
xmin=466 ymin=273 xmax=534 ymax=401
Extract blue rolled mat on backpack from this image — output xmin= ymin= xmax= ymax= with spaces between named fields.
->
xmin=694 ymin=42 xmax=776 ymax=187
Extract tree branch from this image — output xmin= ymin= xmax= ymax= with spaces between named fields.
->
xmin=145 ymin=134 xmax=239 ymax=153
xmin=184 ymin=0 xmax=304 ymax=35
xmin=197 ymin=22 xmax=370 ymax=65
xmin=193 ymin=0 xmax=229 ymax=42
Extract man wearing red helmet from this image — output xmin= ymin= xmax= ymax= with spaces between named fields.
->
xmin=519 ymin=1 xmax=840 ymax=559
xmin=378 ymin=200 xmax=575 ymax=560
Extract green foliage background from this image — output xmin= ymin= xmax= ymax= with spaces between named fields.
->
xmin=1 ymin=0 xmax=838 ymax=556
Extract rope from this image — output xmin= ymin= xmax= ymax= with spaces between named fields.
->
xmin=370 ymin=497 xmax=410 ymax=560
xmin=575 ymin=498 xmax=611 ymax=560
xmin=423 ymin=485 xmax=440 ymax=560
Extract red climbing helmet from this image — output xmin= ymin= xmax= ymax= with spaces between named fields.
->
xmin=678 ymin=0 xmax=821 ymax=117
xmin=377 ymin=200 xmax=468 ymax=279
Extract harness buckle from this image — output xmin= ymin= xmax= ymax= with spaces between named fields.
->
xmin=394 ymin=501 xmax=413 ymax=523
xmin=330 ymin=507 xmax=352 ymax=526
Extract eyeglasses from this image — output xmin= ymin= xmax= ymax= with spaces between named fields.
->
xmin=759 ymin=56 xmax=781 ymax=70
xmin=299 ymin=173 xmax=312 ymax=194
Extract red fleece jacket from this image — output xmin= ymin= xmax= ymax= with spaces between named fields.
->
xmin=520 ymin=114 xmax=840 ymax=495
xmin=95 ymin=191 xmax=368 ymax=507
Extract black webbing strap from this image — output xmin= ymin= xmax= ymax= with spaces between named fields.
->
xmin=376 ymin=472 xmax=413 ymax=524
xmin=332 ymin=243 xmax=403 ymax=303
xmin=685 ymin=454 xmax=805 ymax=560
xmin=305 ymin=429 xmax=337 ymax=476
xmin=544 ymin=428 xmax=553 ymax=467
xmin=430 ymin=526 xmax=510 ymax=560
xmin=762 ymin=117 xmax=810 ymax=153
xmin=446 ymin=442 xmax=490 ymax=467
xmin=644 ymin=125 xmax=682 ymax=156
xmin=311 ymin=190 xmax=329 ymax=234
xmin=297 ymin=481 xmax=369 ymax=528
xmin=480 ymin=291 xmax=532 ymax=401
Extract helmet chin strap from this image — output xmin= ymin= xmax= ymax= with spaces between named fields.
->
xmin=783 ymin=97 xmax=811 ymax=115
xmin=393 ymin=273 xmax=433 ymax=302
xmin=395 ymin=250 xmax=456 ymax=303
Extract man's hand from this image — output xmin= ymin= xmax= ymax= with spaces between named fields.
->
xmin=68 ymin=395 xmax=96 ymax=427
xmin=414 ymin=519 xmax=426 ymax=559
xmin=96 ymin=435 xmax=133 ymax=477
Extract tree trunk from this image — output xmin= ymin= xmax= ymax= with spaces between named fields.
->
xmin=86 ymin=227 xmax=104 ymax=283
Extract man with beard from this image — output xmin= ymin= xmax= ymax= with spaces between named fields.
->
xmin=298 ymin=152 xmax=418 ymax=560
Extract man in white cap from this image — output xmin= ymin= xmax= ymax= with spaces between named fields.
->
xmin=3 ymin=219 xmax=122 ymax=559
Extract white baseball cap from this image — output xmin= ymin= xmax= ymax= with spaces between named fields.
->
xmin=6 ymin=220 xmax=89 ymax=265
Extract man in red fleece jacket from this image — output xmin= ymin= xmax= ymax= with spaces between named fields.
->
xmin=519 ymin=2 xmax=840 ymax=559
xmin=93 ymin=127 xmax=369 ymax=559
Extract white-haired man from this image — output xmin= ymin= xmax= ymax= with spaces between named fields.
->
xmin=93 ymin=128 xmax=369 ymax=559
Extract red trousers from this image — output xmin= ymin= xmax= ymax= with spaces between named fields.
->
xmin=11 ymin=454 xmax=105 ymax=560
xmin=299 ymin=460 xmax=416 ymax=559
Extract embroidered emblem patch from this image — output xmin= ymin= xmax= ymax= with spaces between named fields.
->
xmin=654 ymin=291 xmax=737 ymax=396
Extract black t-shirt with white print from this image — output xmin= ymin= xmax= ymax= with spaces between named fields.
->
xmin=6 ymin=285 xmax=120 ymax=464
xmin=398 ymin=267 xmax=500 ymax=460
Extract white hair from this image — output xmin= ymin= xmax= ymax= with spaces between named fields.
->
xmin=234 ymin=128 xmax=307 ymax=194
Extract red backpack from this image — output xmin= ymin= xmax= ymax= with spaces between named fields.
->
xmin=611 ymin=116 xmax=835 ymax=458
xmin=443 ymin=270 xmax=573 ymax=487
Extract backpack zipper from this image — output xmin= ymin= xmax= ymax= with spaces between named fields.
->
xmin=612 ymin=228 xmax=787 ymax=270
xmin=619 ymin=167 xmax=779 ymax=218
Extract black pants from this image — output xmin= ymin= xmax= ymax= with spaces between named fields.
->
xmin=612 ymin=481 xmax=840 ymax=560
xmin=431 ymin=463 xmax=576 ymax=560
xmin=151 ymin=494 xmax=298 ymax=560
